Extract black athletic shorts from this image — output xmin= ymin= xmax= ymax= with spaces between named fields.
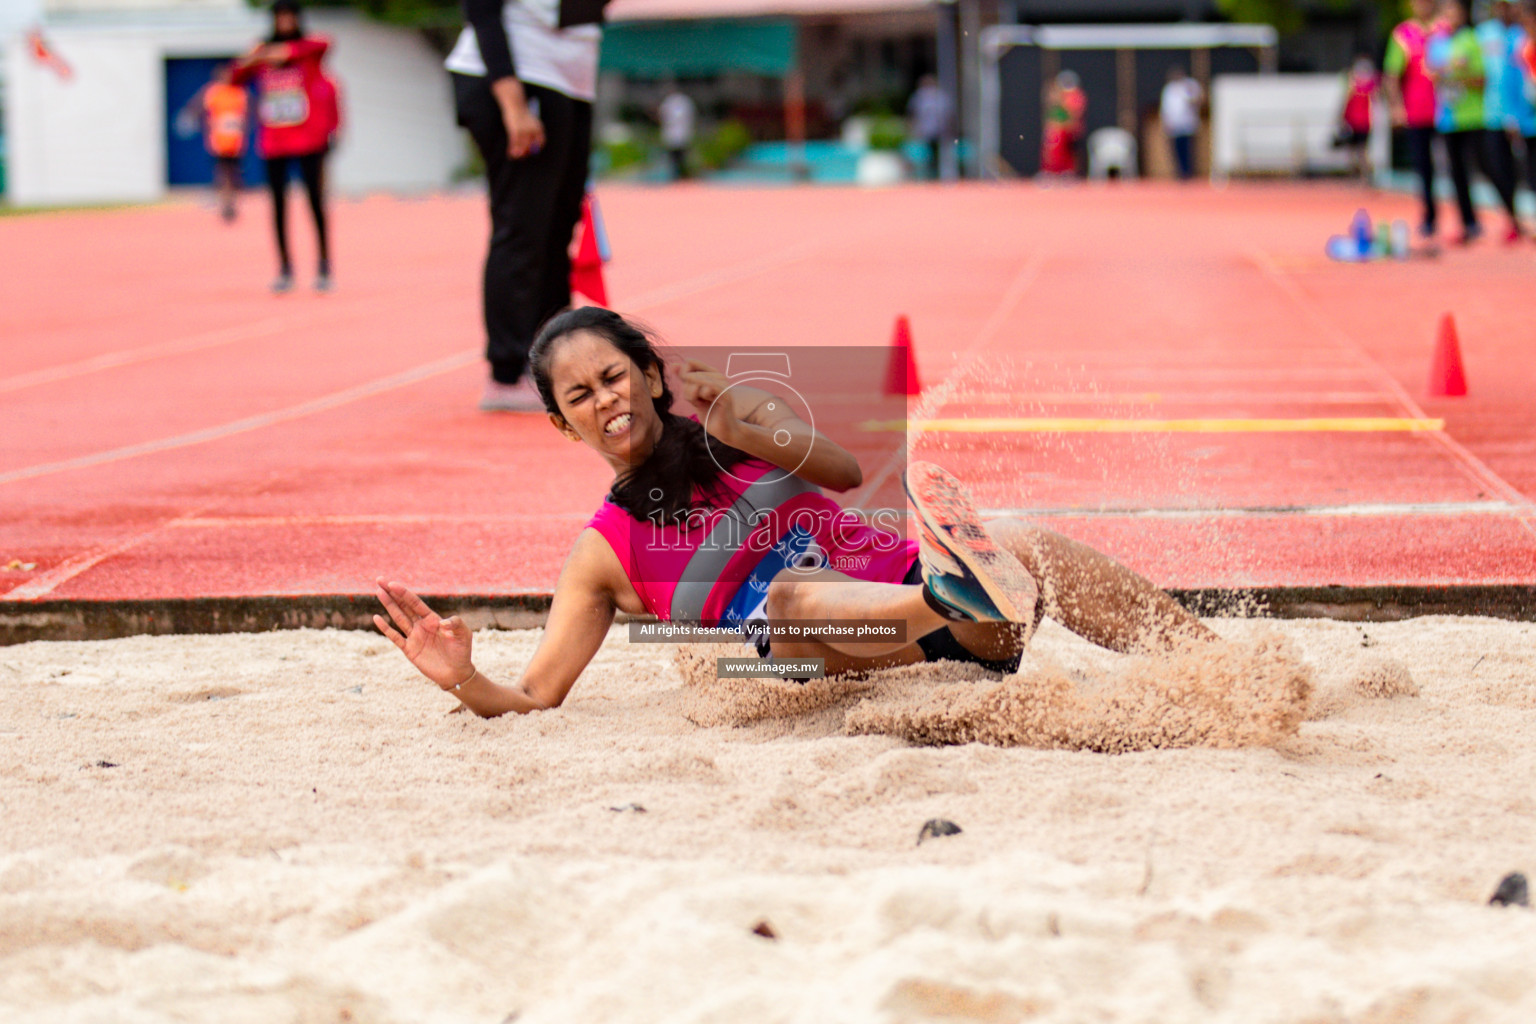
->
xmin=902 ymin=559 xmax=1023 ymax=674
xmin=748 ymin=562 xmax=1023 ymax=675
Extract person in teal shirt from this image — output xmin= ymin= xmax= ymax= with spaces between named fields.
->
xmin=1503 ymin=1 xmax=1536 ymax=200
xmin=1479 ymin=1 xmax=1531 ymax=220
xmin=1429 ymin=0 xmax=1521 ymax=242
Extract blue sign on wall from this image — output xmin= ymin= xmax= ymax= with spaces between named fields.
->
xmin=164 ymin=57 xmax=263 ymax=187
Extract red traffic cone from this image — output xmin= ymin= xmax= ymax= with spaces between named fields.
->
xmin=570 ymin=195 xmax=608 ymax=307
xmin=883 ymin=315 xmax=921 ymax=396
xmin=1428 ymin=313 xmax=1467 ymax=397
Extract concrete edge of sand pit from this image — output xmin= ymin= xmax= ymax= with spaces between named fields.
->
xmin=1 ymin=587 xmax=1534 ymax=645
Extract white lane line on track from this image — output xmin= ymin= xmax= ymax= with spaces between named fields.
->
xmin=617 ymin=240 xmax=823 ymax=312
xmin=0 ymin=298 xmax=411 ymax=395
xmin=1 ymin=241 xmax=825 ymax=491
xmin=1 ymin=499 xmax=232 ymax=601
xmin=0 ymin=353 xmax=478 ymax=598
xmin=1249 ymin=250 xmax=1535 ymax=525
xmin=166 ymin=513 xmax=592 ymax=527
xmin=2 ymin=244 xmax=835 ymax=599
xmin=941 ymin=390 xmax=1398 ymax=406
xmin=851 ymin=249 xmax=1051 ymax=509
xmin=146 ymin=500 xmax=1517 ymax=531
xmin=976 ymin=500 xmax=1521 ymax=520
xmin=861 ymin=416 xmax=1444 ymax=433
xmin=0 ymin=351 xmax=479 ymax=488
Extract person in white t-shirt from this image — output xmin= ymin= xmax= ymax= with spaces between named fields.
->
xmin=907 ymin=75 xmax=952 ymax=180
xmin=657 ymin=83 xmax=696 ymax=181
xmin=1160 ymin=66 xmax=1204 ymax=180
xmin=446 ymin=0 xmax=607 ymax=411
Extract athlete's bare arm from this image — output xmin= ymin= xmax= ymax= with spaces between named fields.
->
xmin=374 ymin=529 xmax=642 ymax=717
xmin=677 ymin=359 xmax=862 ymax=491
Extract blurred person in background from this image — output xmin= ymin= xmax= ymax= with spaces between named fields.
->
xmin=447 ymin=0 xmax=607 ymax=411
xmin=1385 ymin=0 xmax=1443 ymax=238
xmin=1333 ymin=55 xmax=1378 ymax=183
xmin=234 ymin=0 xmax=340 ymax=293
xmin=1040 ymin=70 xmax=1086 ymax=177
xmin=1477 ymin=0 xmax=1529 ymax=232
xmin=1160 ymin=66 xmax=1203 ymax=180
xmin=1427 ymin=0 xmax=1520 ymax=243
xmin=178 ymin=62 xmax=249 ymax=223
xmin=1503 ymin=1 xmax=1536 ymax=203
xmin=906 ymin=74 xmax=951 ymax=181
xmin=658 ymin=81 xmax=696 ymax=181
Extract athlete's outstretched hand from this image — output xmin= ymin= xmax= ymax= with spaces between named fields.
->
xmin=373 ymin=579 xmax=475 ymax=691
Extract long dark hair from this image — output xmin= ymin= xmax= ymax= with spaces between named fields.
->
xmin=268 ymin=0 xmax=304 ymax=42
xmin=529 ymin=307 xmax=749 ymax=526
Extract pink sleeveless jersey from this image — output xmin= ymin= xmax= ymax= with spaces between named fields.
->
xmin=584 ymin=457 xmax=918 ymax=625
xmin=1392 ymin=21 xmax=1438 ymax=129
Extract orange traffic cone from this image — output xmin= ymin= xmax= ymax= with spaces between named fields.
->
xmin=883 ymin=315 xmax=921 ymax=396
xmin=570 ymin=195 xmax=608 ymax=307
xmin=1427 ymin=313 xmax=1467 ymax=397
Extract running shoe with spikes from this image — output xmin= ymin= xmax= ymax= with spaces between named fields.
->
xmin=904 ymin=461 xmax=1039 ymax=625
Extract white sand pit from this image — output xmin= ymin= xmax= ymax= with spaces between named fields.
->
xmin=3 ymin=615 xmax=1536 ymax=1022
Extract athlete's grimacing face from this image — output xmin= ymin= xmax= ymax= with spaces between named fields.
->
xmin=546 ymin=331 xmax=666 ymax=471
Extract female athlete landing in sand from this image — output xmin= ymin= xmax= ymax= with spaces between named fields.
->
xmin=375 ymin=308 xmax=1214 ymax=716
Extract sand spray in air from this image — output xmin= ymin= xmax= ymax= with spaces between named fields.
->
xmin=846 ymin=630 xmax=1313 ymax=752
xmin=674 ymin=643 xmax=880 ymax=727
xmin=677 ymin=630 xmax=1315 ymax=752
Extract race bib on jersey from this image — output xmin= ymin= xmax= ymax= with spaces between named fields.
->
xmin=259 ymin=69 xmax=309 ymax=128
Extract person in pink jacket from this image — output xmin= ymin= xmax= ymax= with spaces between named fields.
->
xmin=233 ymin=0 xmax=341 ymax=293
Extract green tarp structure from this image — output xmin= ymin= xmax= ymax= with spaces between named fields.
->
xmin=599 ymin=18 xmax=797 ymax=77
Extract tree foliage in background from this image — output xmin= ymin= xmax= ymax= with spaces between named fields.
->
xmin=1215 ymin=0 xmax=1409 ymax=36
xmin=346 ymin=0 xmax=461 ymax=28
xmin=250 ymin=0 xmax=461 ymax=29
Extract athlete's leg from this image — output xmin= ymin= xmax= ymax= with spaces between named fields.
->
xmin=265 ymin=156 xmax=292 ymax=276
xmin=537 ymin=91 xmax=590 ymax=322
xmin=1486 ymin=130 xmax=1518 ymax=208
xmin=457 ymin=76 xmax=569 ymax=385
xmin=763 ymin=629 xmax=929 ymax=677
xmin=1473 ymin=128 xmax=1520 ymax=221
xmin=297 ymin=149 xmax=330 ymax=271
xmin=765 ymin=567 xmax=960 ymax=660
xmin=765 ymin=523 xmax=1207 ymax=673
xmin=981 ymin=519 xmax=1213 ymax=655
xmin=215 ymin=157 xmax=238 ymax=221
xmin=1406 ymin=127 xmax=1437 ymax=235
xmin=1444 ymin=131 xmax=1479 ymax=233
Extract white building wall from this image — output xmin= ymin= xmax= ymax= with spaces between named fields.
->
xmin=1211 ymin=73 xmax=1388 ymax=179
xmin=312 ymin=12 xmax=463 ymax=193
xmin=4 ymin=8 xmax=463 ymax=206
xmin=9 ymin=32 xmax=167 ymax=203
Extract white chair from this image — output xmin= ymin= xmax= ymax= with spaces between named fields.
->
xmin=1087 ymin=127 xmax=1138 ymax=180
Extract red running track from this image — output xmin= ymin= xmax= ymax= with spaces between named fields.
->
xmin=1 ymin=183 xmax=1534 ymax=602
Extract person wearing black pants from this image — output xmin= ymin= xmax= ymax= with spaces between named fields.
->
xmin=1403 ymin=126 xmax=1439 ymax=237
xmin=454 ymin=74 xmax=591 ymax=403
xmin=1443 ymin=128 xmax=1520 ymax=240
xmin=266 ymin=151 xmax=330 ymax=291
xmin=446 ymin=0 xmax=604 ymax=411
